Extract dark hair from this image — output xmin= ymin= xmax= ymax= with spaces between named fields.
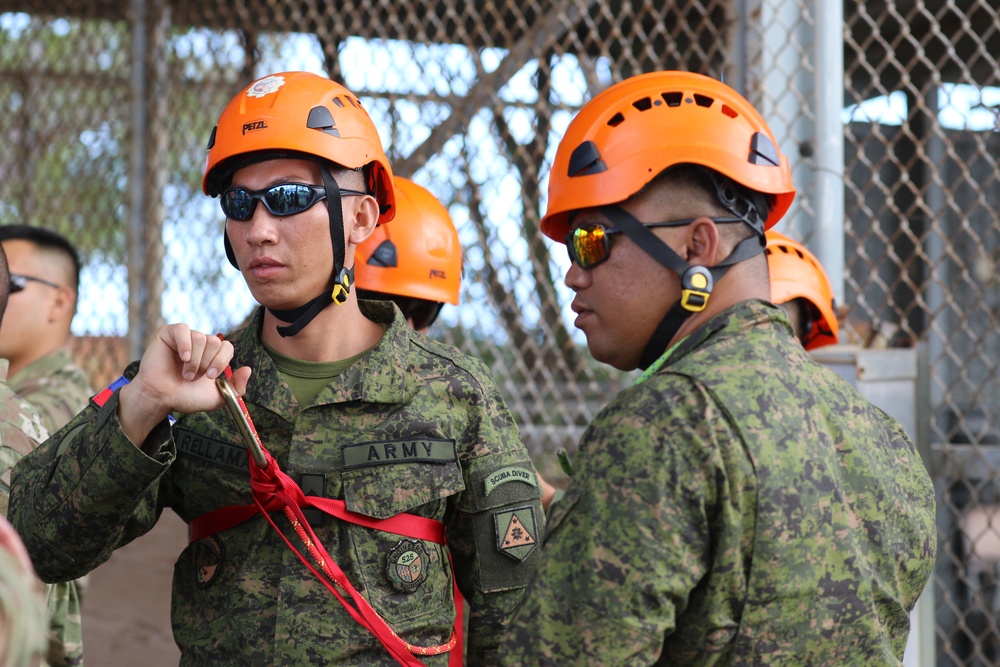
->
xmin=0 ymin=225 xmax=81 ymax=290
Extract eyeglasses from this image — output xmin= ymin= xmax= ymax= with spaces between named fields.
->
xmin=220 ymin=183 xmax=368 ymax=221
xmin=10 ymin=274 xmax=61 ymax=294
xmin=564 ymin=217 xmax=742 ymax=269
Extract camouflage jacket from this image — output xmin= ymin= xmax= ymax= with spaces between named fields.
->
xmin=8 ymin=348 xmax=91 ymax=667
xmin=0 ymin=360 xmax=79 ymax=667
xmin=500 ymin=299 xmax=936 ymax=666
xmin=0 ymin=358 xmax=48 ymax=516
xmin=11 ymin=301 xmax=543 ymax=666
xmin=9 ymin=346 xmax=94 ymax=434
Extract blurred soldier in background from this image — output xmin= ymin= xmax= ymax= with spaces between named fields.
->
xmin=355 ymin=177 xmax=561 ymax=511
xmin=0 ymin=225 xmax=94 ymax=432
xmin=0 ymin=225 xmax=90 ymax=667
xmin=355 ymin=176 xmax=462 ymax=334
xmin=764 ymin=229 xmax=839 ymax=350
xmin=0 ymin=241 xmax=51 ymax=667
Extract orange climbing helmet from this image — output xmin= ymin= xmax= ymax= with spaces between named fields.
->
xmin=540 ymin=70 xmax=795 ymax=242
xmin=355 ymin=177 xmax=462 ymax=305
xmin=203 ymin=71 xmax=395 ymax=223
xmin=765 ymin=230 xmax=839 ymax=350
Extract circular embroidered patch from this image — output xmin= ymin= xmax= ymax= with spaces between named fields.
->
xmin=193 ymin=535 xmax=225 ymax=589
xmin=386 ymin=539 xmax=430 ymax=593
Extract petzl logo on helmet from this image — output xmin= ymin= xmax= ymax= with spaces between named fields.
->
xmin=246 ymin=74 xmax=285 ymax=98
xmin=242 ymin=120 xmax=268 ymax=135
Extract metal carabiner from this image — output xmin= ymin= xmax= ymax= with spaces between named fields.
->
xmin=216 ymin=375 xmax=267 ymax=469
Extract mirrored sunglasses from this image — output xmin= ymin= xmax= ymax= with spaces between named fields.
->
xmin=220 ymin=183 xmax=368 ymax=221
xmin=10 ymin=274 xmax=61 ymax=294
xmin=564 ymin=217 xmax=742 ymax=269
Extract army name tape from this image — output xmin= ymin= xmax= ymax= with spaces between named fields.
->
xmin=342 ymin=438 xmax=457 ymax=469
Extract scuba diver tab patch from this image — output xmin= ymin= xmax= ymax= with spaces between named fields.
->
xmin=484 ymin=466 xmax=538 ymax=496
xmin=494 ymin=506 xmax=538 ymax=562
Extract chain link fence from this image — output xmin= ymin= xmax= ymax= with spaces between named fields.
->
xmin=2 ymin=0 xmax=1000 ymax=662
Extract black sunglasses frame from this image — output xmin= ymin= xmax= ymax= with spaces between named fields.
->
xmin=220 ymin=182 xmax=368 ymax=222
xmin=10 ymin=273 xmax=62 ymax=294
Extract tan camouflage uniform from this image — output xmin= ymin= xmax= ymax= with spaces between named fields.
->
xmin=8 ymin=348 xmax=92 ymax=667
xmin=0 ymin=358 xmax=50 ymax=667
xmin=0 ymin=358 xmax=48 ymax=514
xmin=11 ymin=301 xmax=543 ymax=666
xmin=500 ymin=300 xmax=937 ymax=666
xmin=9 ymin=346 xmax=94 ymax=434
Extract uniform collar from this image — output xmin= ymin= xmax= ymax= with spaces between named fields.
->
xmin=233 ymin=301 xmax=413 ymax=420
xmin=636 ymin=299 xmax=792 ymax=383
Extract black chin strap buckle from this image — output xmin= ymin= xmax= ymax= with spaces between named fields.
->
xmin=331 ymin=266 xmax=354 ymax=305
xmin=680 ymin=266 xmax=713 ymax=313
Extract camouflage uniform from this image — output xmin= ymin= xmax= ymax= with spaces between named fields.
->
xmin=0 ymin=358 xmax=48 ymax=515
xmin=5 ymin=351 xmax=90 ymax=667
xmin=11 ymin=301 xmax=543 ymax=666
xmin=0 ymin=359 xmax=52 ymax=666
xmin=9 ymin=346 xmax=94 ymax=434
xmin=500 ymin=300 xmax=936 ymax=666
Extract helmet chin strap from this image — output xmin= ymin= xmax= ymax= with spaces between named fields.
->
xmin=599 ymin=205 xmax=764 ymax=370
xmin=269 ymin=168 xmax=354 ymax=337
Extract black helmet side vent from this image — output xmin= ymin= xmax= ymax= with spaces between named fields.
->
xmin=568 ymin=140 xmax=607 ymax=177
xmin=307 ymin=106 xmax=341 ymax=137
xmin=367 ymin=240 xmax=398 ymax=268
xmin=750 ymin=132 xmax=781 ymax=167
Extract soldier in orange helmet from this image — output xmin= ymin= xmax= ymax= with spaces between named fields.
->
xmin=355 ymin=177 xmax=462 ymax=334
xmin=764 ymin=229 xmax=839 ymax=350
xmin=499 ymin=70 xmax=935 ymax=665
xmin=11 ymin=72 xmax=543 ymax=667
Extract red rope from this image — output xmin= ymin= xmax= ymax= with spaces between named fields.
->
xmin=207 ymin=349 xmax=461 ymax=665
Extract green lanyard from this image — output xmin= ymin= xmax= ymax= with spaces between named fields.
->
xmin=634 ymin=338 xmax=686 ymax=385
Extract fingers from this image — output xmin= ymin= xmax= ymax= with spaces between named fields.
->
xmin=229 ymin=366 xmax=253 ymax=396
xmin=159 ymin=324 xmax=235 ymax=382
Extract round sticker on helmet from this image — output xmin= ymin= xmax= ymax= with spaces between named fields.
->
xmin=247 ymin=75 xmax=286 ymax=99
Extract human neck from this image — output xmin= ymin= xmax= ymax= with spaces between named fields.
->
xmin=667 ymin=265 xmax=769 ymax=347
xmin=260 ymin=301 xmax=382 ymax=363
xmin=7 ymin=341 xmax=63 ymax=379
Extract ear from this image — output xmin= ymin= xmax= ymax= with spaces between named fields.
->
xmin=49 ymin=285 xmax=76 ymax=323
xmin=686 ymin=217 xmax=721 ymax=265
xmin=345 ymin=195 xmax=380 ymax=250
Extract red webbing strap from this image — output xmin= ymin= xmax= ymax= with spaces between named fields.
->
xmin=189 ymin=496 xmax=446 ymax=544
xmin=203 ymin=352 xmax=462 ymax=666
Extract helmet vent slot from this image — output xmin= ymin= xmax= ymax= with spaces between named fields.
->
xmin=694 ymin=94 xmax=714 ymax=107
xmin=662 ymin=92 xmax=683 ymax=106
xmin=632 ymin=97 xmax=653 ymax=111
xmin=607 ymin=112 xmax=625 ymax=127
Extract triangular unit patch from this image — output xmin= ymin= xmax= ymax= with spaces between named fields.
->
xmin=494 ymin=506 xmax=538 ymax=562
